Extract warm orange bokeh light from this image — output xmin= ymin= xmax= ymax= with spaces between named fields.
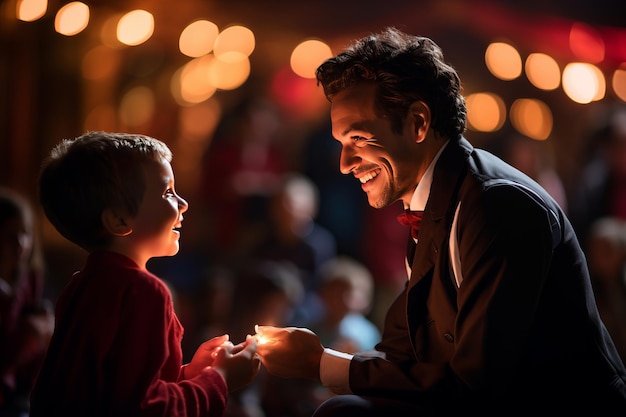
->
xmin=290 ymin=39 xmax=333 ymax=79
xmin=612 ymin=66 xmax=626 ymax=103
xmin=525 ymin=53 xmax=560 ymax=91
xmin=213 ymin=25 xmax=255 ymax=58
xmin=466 ymin=92 xmax=506 ymax=132
xmin=485 ymin=42 xmax=522 ymax=81
xmin=510 ymin=98 xmax=553 ymax=140
xmin=179 ymin=20 xmax=219 ymax=58
xmin=117 ymin=9 xmax=154 ymax=46
xmin=54 ymin=2 xmax=89 ymax=36
xmin=562 ymin=62 xmax=606 ymax=104
xmin=16 ymin=0 xmax=47 ymax=22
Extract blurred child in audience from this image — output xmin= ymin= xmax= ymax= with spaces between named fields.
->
xmin=248 ymin=172 xmax=337 ymax=326
xmin=312 ymin=256 xmax=381 ymax=353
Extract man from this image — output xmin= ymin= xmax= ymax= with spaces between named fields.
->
xmin=256 ymin=27 xmax=626 ymax=414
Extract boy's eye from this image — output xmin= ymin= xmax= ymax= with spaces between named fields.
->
xmin=163 ymin=189 xmax=175 ymax=198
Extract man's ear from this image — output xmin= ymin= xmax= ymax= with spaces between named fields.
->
xmin=408 ymin=100 xmax=431 ymax=144
xmin=101 ymin=208 xmax=132 ymax=237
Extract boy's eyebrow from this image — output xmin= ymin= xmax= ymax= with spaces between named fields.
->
xmin=158 ymin=175 xmax=173 ymax=187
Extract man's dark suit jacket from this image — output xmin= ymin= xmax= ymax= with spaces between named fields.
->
xmin=349 ymin=137 xmax=626 ymax=412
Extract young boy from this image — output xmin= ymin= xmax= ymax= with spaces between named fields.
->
xmin=30 ymin=131 xmax=260 ymax=416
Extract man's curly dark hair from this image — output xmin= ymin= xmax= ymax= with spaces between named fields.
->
xmin=316 ymin=27 xmax=466 ymax=140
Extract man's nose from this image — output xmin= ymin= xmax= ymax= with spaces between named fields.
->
xmin=339 ymin=147 xmax=360 ymax=175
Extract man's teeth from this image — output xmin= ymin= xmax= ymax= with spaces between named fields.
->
xmin=359 ymin=171 xmax=378 ymax=183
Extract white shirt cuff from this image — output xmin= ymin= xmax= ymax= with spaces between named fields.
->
xmin=320 ymin=348 xmax=353 ymax=395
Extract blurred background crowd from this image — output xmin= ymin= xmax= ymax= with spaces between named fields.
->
xmin=1 ymin=0 xmax=626 ymax=416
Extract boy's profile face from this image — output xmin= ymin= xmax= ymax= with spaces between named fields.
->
xmin=123 ymin=157 xmax=188 ymax=265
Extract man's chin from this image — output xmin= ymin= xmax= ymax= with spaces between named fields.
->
xmin=367 ymin=196 xmax=386 ymax=209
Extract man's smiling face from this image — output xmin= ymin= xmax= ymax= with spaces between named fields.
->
xmin=330 ymin=83 xmax=425 ymax=209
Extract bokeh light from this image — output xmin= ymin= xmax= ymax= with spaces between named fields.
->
xmin=119 ymin=86 xmax=155 ymax=127
xmin=54 ymin=2 xmax=89 ymax=36
xmin=117 ymin=9 xmax=154 ymax=46
xmin=179 ymin=20 xmax=219 ymax=58
xmin=562 ymin=62 xmax=606 ymax=104
xmin=510 ymin=98 xmax=553 ymax=140
xmin=16 ymin=0 xmax=47 ymax=22
xmin=612 ymin=66 xmax=626 ymax=103
xmin=213 ymin=25 xmax=255 ymax=58
xmin=209 ymin=52 xmax=251 ymax=90
xmin=465 ymin=92 xmax=506 ymax=132
xmin=525 ymin=53 xmax=560 ymax=91
xmin=485 ymin=42 xmax=523 ymax=81
xmin=569 ymin=22 xmax=605 ymax=63
xmin=290 ymin=39 xmax=333 ymax=79
xmin=173 ymin=55 xmax=217 ymax=105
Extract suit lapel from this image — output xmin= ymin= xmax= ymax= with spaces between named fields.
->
xmin=406 ymin=138 xmax=473 ymax=337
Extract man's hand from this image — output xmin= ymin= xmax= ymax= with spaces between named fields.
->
xmin=255 ymin=325 xmax=324 ymax=381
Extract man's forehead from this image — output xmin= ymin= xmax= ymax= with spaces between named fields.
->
xmin=331 ymin=83 xmax=377 ymax=107
xmin=330 ymin=84 xmax=378 ymax=132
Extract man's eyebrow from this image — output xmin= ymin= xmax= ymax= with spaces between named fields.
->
xmin=341 ymin=122 xmax=371 ymax=137
xmin=341 ymin=126 xmax=355 ymax=137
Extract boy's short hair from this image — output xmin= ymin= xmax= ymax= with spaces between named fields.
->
xmin=38 ymin=131 xmax=173 ymax=251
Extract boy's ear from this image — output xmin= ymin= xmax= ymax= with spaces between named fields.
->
xmin=101 ymin=208 xmax=132 ymax=237
xmin=408 ymin=100 xmax=431 ymax=144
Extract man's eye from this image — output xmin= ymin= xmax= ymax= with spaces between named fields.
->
xmin=351 ymin=135 xmax=374 ymax=147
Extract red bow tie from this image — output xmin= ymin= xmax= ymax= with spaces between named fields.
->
xmin=397 ymin=209 xmax=424 ymax=239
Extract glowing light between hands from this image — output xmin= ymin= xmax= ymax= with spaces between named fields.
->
xmin=254 ymin=324 xmax=271 ymax=345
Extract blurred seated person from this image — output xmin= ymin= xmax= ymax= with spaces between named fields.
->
xmin=199 ymin=97 xmax=289 ymax=262
xmin=586 ymin=216 xmax=626 ymax=362
xmin=0 ymin=187 xmax=54 ymax=417
xmin=248 ymin=172 xmax=338 ymax=325
xmin=570 ymin=104 xmax=626 ymax=244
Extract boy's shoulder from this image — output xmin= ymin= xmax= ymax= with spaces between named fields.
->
xmin=84 ymin=251 xmax=170 ymax=295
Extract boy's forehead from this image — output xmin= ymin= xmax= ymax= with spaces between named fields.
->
xmin=150 ymin=157 xmax=174 ymax=180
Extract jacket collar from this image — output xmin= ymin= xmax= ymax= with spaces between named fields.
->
xmin=408 ymin=137 xmax=473 ymax=288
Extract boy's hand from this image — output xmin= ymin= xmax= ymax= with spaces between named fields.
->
xmin=184 ymin=334 xmax=230 ymax=379
xmin=212 ymin=335 xmax=261 ymax=392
